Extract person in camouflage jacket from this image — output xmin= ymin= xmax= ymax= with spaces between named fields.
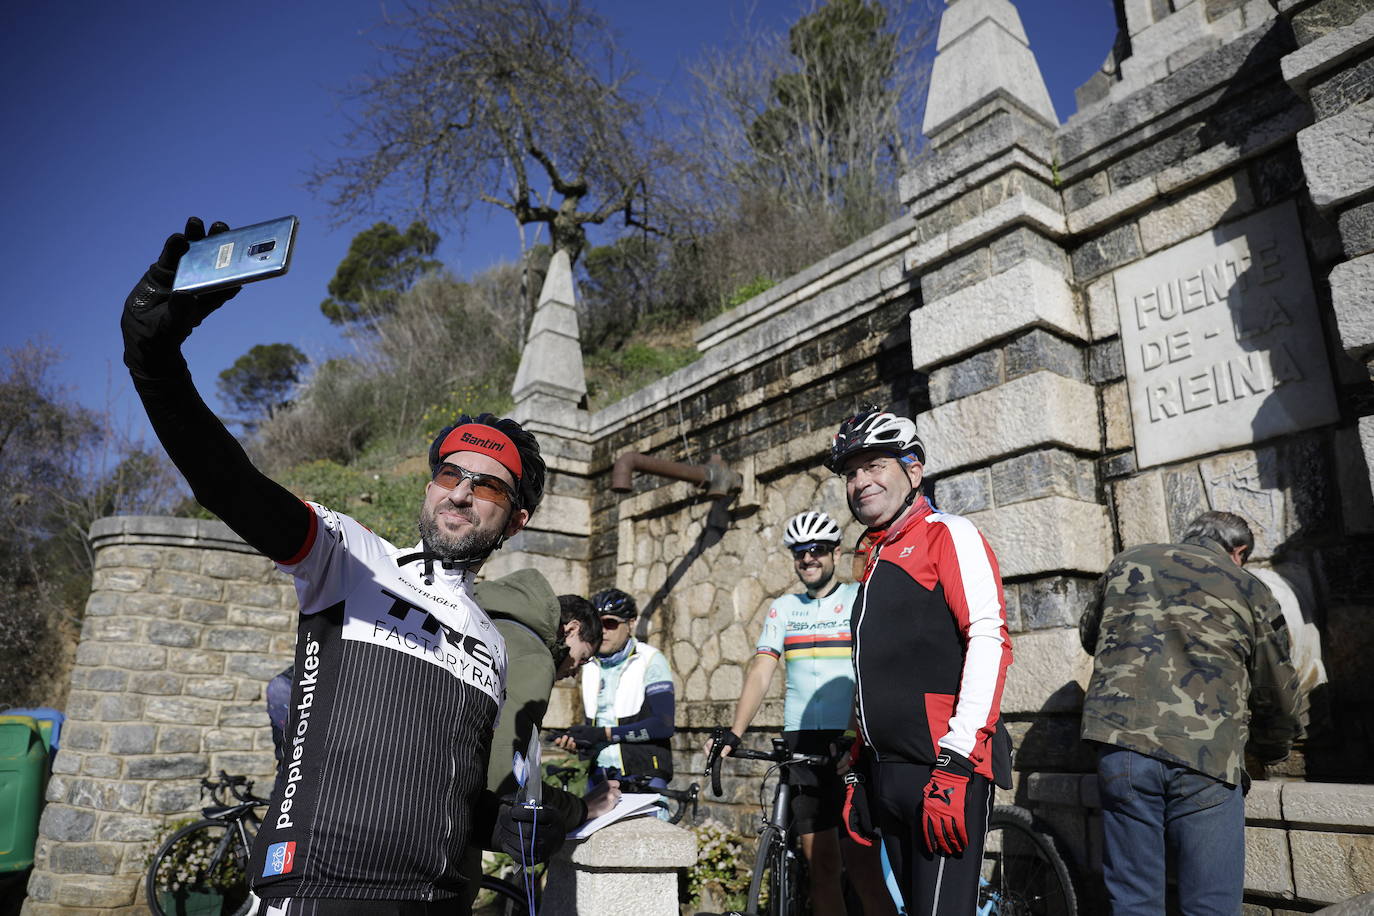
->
xmin=1079 ymin=510 xmax=1304 ymax=916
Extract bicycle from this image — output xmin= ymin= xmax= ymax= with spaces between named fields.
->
xmin=703 ymin=728 xmax=832 ymax=916
xmin=145 ymin=771 xmax=268 ymax=916
xmin=977 ymin=805 xmax=1077 ymax=916
xmin=474 ymin=873 xmax=532 ymax=915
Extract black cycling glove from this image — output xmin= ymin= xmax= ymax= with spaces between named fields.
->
xmin=563 ymin=724 xmax=606 ymax=749
xmin=498 ymin=799 xmax=567 ymax=864
xmin=122 ymin=217 xmax=240 ymax=379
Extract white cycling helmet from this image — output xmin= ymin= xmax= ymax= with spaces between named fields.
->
xmin=783 ymin=511 xmax=843 ymax=548
xmin=825 ymin=408 xmax=925 ymax=472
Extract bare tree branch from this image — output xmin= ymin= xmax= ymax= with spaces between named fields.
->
xmin=309 ymin=0 xmax=662 ymax=263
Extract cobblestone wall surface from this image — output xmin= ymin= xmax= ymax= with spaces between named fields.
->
xmin=24 ymin=517 xmax=292 ymax=915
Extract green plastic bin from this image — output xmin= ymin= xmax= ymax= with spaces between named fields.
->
xmin=0 ymin=715 xmax=48 ymax=875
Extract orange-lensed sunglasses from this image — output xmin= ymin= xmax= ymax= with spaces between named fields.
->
xmin=431 ymin=462 xmax=517 ymax=507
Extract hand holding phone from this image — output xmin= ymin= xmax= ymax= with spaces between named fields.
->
xmin=122 ymin=216 xmax=243 ymax=378
xmin=173 ymin=215 xmax=297 ymax=293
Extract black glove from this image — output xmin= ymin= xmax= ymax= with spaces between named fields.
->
xmin=122 ymin=217 xmax=241 ymax=379
xmin=718 ymin=729 xmax=741 ymax=753
xmin=498 ymin=799 xmax=567 ymax=864
xmin=563 ymin=724 xmax=606 ymax=749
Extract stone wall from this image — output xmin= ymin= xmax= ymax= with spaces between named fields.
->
xmin=539 ymin=0 xmax=1374 ymax=909
xmin=1030 ymin=776 xmax=1374 ymax=912
xmin=25 ymin=518 xmax=291 ymax=914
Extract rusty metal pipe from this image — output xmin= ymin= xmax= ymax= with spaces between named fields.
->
xmin=611 ymin=452 xmax=742 ymax=499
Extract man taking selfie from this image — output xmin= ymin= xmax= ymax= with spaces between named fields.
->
xmin=122 ymin=217 xmax=562 ymax=914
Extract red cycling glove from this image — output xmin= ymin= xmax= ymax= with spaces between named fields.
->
xmin=840 ymin=732 xmax=877 ymax=846
xmin=922 ymin=749 xmax=974 ymax=855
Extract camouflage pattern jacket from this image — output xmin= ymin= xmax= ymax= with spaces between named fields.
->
xmin=1079 ymin=535 xmax=1305 ymax=786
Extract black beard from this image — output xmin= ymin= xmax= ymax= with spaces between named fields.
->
xmin=417 ymin=508 xmax=504 ymax=563
xmin=804 ymin=565 xmax=835 ymax=594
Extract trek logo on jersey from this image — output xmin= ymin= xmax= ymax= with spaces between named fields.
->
xmin=262 ymin=841 xmax=296 ymax=876
xmin=832 ymin=603 xmax=844 ymax=614
xmin=899 ymin=546 xmax=915 ymax=558
xmin=354 ymin=589 xmax=502 ymax=701
xmin=769 ymin=608 xmax=779 ymax=618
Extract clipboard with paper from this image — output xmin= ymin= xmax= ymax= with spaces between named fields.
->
xmin=566 ymin=792 xmax=663 ymax=838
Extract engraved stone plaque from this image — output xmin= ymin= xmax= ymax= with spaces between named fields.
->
xmin=1114 ymin=200 xmax=1338 ymax=469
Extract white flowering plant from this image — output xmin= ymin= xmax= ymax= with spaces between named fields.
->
xmin=685 ymin=818 xmax=752 ymax=909
xmin=147 ymin=819 xmax=245 ymax=895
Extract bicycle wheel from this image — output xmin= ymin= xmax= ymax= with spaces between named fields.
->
xmin=769 ymin=842 xmax=804 ymax=916
xmin=743 ymin=825 xmax=781 ymax=915
xmin=146 ymin=819 xmax=255 ymax=916
xmin=476 ymin=874 xmax=530 ymax=916
xmin=978 ymin=805 xmax=1077 ymax=916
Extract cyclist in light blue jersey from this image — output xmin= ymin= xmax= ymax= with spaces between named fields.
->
xmin=705 ymin=511 xmax=896 ymax=916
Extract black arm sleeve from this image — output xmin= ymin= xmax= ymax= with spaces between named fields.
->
xmin=133 ymin=370 xmax=310 ymax=562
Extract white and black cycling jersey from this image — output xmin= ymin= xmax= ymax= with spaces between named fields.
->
xmin=248 ymin=502 xmax=508 ymax=902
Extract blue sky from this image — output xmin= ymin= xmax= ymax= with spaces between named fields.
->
xmin=0 ymin=0 xmax=1116 ymax=443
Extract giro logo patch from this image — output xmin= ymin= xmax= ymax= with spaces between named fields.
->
xmin=263 ymin=841 xmax=296 ymax=876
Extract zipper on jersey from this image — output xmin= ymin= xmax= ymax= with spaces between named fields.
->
xmin=853 ymin=540 xmax=883 ymax=760
xmin=428 ymin=735 xmax=458 ymax=901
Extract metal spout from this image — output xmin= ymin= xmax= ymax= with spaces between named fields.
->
xmin=610 ymin=452 xmax=742 ymax=499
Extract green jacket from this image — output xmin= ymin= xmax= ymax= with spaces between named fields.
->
xmin=473 ymin=568 xmax=586 ymax=826
xmin=456 ymin=569 xmax=585 ymax=914
xmin=1079 ymin=536 xmax=1305 ymax=786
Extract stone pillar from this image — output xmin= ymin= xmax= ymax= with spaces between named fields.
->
xmin=904 ymin=0 xmax=1105 ymax=811
xmin=538 ymin=816 xmax=697 ymax=916
xmin=922 ymin=0 xmax=1058 ymax=145
xmin=23 ymin=517 xmax=292 ymax=915
xmin=484 ymin=248 xmax=593 ymax=599
xmin=1280 ymin=0 xmax=1374 ymax=515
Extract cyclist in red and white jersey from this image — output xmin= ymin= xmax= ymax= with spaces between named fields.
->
xmin=831 ymin=408 xmax=1013 ymax=916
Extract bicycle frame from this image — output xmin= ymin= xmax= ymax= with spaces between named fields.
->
xmin=705 ymin=731 xmax=830 ymax=916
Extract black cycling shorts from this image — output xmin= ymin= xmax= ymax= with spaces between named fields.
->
xmin=782 ymin=729 xmax=845 ymax=835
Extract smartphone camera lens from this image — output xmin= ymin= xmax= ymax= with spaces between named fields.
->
xmin=247 ymin=239 xmax=276 ymax=257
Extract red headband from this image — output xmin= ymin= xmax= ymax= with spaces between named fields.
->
xmin=438 ymin=424 xmax=522 ymax=480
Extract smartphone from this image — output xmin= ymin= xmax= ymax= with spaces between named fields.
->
xmin=172 ymin=215 xmax=298 ymax=294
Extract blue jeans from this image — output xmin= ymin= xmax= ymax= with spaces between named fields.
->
xmin=1097 ymin=746 xmax=1245 ymax=916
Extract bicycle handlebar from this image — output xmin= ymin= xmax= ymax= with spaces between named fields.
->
xmin=201 ymin=771 xmax=268 ymax=806
xmin=704 ymin=728 xmax=833 ymax=798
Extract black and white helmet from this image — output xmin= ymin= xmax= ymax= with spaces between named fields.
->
xmin=782 ymin=511 xmax=843 ymax=548
xmin=825 ymin=408 xmax=925 ymax=472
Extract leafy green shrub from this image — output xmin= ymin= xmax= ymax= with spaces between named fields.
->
xmin=726 ymin=276 xmax=776 ymax=307
xmin=684 ymin=818 xmax=752 ymax=909
xmin=418 ymin=379 xmax=515 ymax=443
xmin=276 ymin=460 xmax=429 ymax=546
xmin=584 ymin=342 xmax=700 ymax=410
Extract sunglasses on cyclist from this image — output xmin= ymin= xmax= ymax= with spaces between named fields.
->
xmin=601 ymin=616 xmax=629 ymax=630
xmin=790 ymin=543 xmax=834 ymax=558
xmin=431 ymin=462 xmax=518 ymax=507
